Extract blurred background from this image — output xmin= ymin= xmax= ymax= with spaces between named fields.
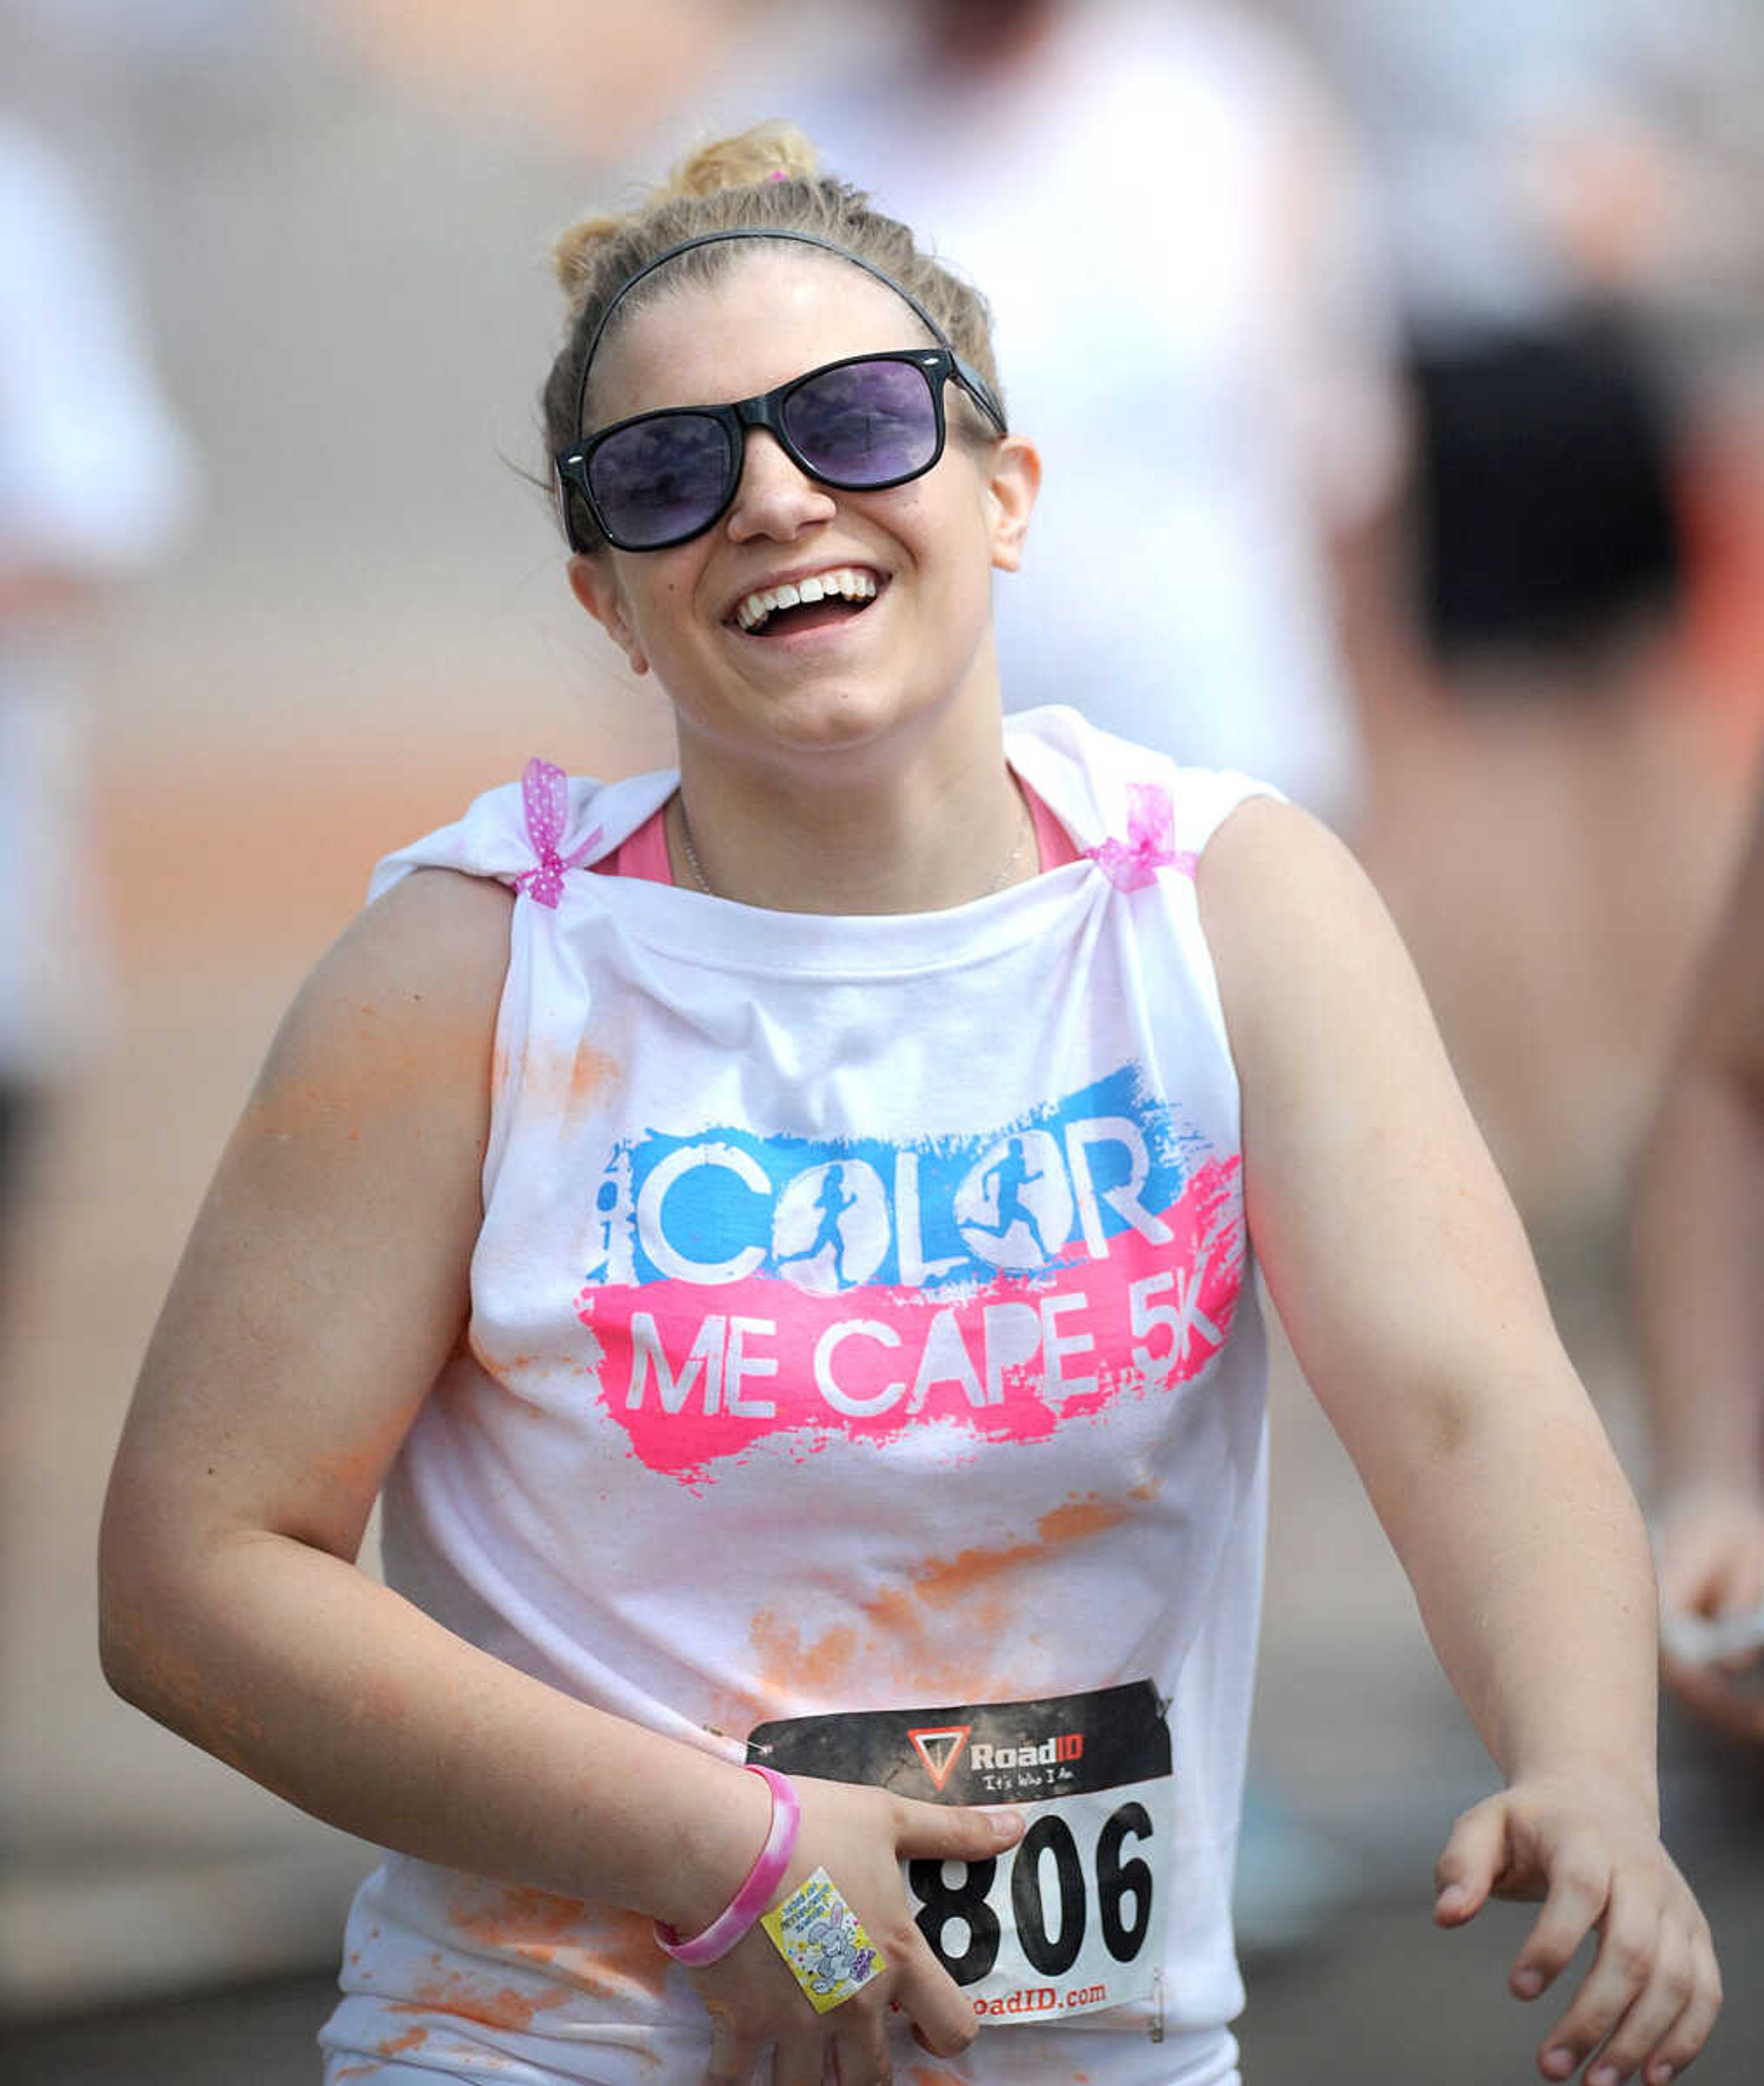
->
xmin=5 ymin=0 xmax=1764 ymax=2078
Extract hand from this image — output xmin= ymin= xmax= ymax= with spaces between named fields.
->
xmin=687 ymin=1775 xmax=1022 ymax=2086
xmin=1654 ymin=1486 xmax=1764 ymax=1743
xmin=1431 ymin=1774 xmax=1720 ymax=2085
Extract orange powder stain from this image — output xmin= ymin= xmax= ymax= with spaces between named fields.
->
xmin=330 ymin=2067 xmax=381 ymax=2082
xmin=570 ymin=1041 xmax=621 ymax=1106
xmin=913 ymin=1499 xmax=1128 ymax=1613
xmin=742 ymin=1494 xmax=1131 ymax=1717
xmin=750 ymin=1618 xmax=861 ymax=1695
xmin=99 ymin=1609 xmax=272 ymax=1773
xmin=444 ymin=1889 xmax=670 ymax=2003
xmin=508 ymin=1037 xmax=622 ymax=1120
xmin=565 ymin=1908 xmax=672 ymax=2002
xmin=393 ymin=1971 xmax=574 ymax=2035
xmin=447 ymin=1881 xmax=588 ymax=1953
xmin=376 ymin=2025 xmax=429 ymax=2058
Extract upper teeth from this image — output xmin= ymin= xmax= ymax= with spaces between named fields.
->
xmin=735 ymin=567 xmax=878 ymax=630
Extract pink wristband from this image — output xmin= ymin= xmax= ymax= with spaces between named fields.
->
xmin=653 ymin=1763 xmax=800 ymax=1967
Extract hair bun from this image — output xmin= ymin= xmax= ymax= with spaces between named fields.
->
xmin=663 ymin=121 xmax=821 ymax=201
xmin=551 ymin=124 xmax=821 ymax=300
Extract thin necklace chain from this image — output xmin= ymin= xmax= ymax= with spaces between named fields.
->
xmin=674 ymin=788 xmax=1031 ymax=902
xmin=674 ymin=800 xmax=716 ymax=895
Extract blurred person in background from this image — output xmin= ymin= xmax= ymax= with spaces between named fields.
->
xmin=778 ymin=0 xmax=1409 ymax=826
xmin=1276 ymin=0 xmax=1764 ymax=1233
xmin=0 ymin=113 xmax=194 ymax=1265
xmin=1630 ymin=779 xmax=1764 ymax=1748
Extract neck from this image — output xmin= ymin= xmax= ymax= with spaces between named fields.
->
xmin=668 ymin=703 xmax=1030 ymax=916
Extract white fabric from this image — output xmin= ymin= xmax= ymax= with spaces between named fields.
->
xmin=0 ymin=120 xmax=195 ymax=574
xmin=321 ymin=708 xmax=1276 ymax=2086
xmin=778 ymin=0 xmax=1404 ymax=817
xmin=0 ymin=119 xmax=195 ymax=1083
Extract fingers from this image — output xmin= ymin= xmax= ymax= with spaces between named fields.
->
xmin=893 ymin=1926 xmax=980 ymax=2060
xmin=1436 ymin=1781 xmax=1722 ymax=2084
xmin=1510 ymin=1839 xmax=1611 ymax=2002
xmin=1568 ymin=1917 xmax=1715 ymax=2086
xmin=830 ymin=2006 xmax=893 ymax=2084
xmin=1642 ymin=1920 xmax=1723 ymax=2086
xmin=774 ymin=2033 xmax=836 ymax=2086
xmin=1524 ymin=1885 xmax=1721 ymax=2086
xmin=1433 ymin=1797 xmax=1508 ymax=1926
xmin=891 ymin=1796 xmax=1022 ymax=1863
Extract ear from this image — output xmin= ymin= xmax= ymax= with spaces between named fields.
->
xmin=984 ymin=434 xmax=1041 ymax=574
xmin=567 ymin=553 xmax=650 ymax=676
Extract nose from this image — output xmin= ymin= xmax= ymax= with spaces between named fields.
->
xmin=724 ymin=429 xmax=837 ymax=543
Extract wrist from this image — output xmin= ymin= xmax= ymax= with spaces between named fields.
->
xmin=655 ymin=1764 xmax=800 ymax=1965
xmin=647 ymin=1756 xmax=777 ymax=1938
xmin=1506 ymin=1754 xmax=1661 ymax=1831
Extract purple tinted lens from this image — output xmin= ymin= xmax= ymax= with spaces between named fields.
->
xmin=588 ymin=413 xmax=734 ymax=546
xmin=783 ymin=360 xmax=939 ymax=486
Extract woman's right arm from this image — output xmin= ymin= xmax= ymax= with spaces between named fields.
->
xmin=99 ymin=866 xmax=764 ymax=1916
xmin=98 ymin=866 xmax=1012 ymax=2078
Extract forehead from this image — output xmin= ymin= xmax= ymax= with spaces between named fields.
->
xmin=589 ymin=249 xmax=935 ymax=425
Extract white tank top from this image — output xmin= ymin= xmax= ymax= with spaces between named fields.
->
xmin=321 ymin=707 xmax=1276 ymax=2086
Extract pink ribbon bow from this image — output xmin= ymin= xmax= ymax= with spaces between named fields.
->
xmin=513 ymin=757 xmax=602 ymax=907
xmin=1085 ymin=782 xmax=1194 ymax=891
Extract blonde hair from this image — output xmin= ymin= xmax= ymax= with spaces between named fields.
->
xmin=541 ymin=122 xmax=1004 ymax=550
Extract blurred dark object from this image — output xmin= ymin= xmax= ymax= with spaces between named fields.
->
xmin=1411 ymin=316 xmax=1683 ymax=663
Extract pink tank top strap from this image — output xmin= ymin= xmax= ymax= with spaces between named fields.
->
xmin=591 ymin=805 xmax=675 ymax=885
xmin=594 ymin=780 xmax=1079 ymax=887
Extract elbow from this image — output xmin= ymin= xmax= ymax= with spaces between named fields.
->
xmin=96 ymin=1494 xmax=196 ymax=1723
xmin=97 ymin=1611 xmax=150 ymax=1712
xmin=96 ymin=1524 xmax=158 ymax=1713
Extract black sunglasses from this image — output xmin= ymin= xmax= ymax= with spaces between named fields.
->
xmin=553 ymin=347 xmax=1007 ymax=554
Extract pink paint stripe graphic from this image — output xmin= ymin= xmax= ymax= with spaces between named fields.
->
xmin=578 ymin=1157 xmax=1242 ymax=1485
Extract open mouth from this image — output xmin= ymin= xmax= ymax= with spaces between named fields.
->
xmin=729 ymin=567 xmax=883 ymax=638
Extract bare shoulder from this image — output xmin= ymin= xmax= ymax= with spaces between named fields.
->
xmin=1194 ymin=796 xmax=1407 ymax=1021
xmin=1191 ymin=793 xmax=1468 ymax=1178
xmin=253 ymin=867 xmax=514 ymax=1131
xmin=281 ymin=864 xmax=514 ymax=1038
xmin=1193 ymin=790 xmax=1362 ymax=908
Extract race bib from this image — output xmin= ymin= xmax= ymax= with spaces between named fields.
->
xmin=748 ymin=1681 xmax=1171 ymax=2022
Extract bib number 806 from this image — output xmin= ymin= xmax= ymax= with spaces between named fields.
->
xmin=908 ymin=1801 xmax=1155 ymax=1985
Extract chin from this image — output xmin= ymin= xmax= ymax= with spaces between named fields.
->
xmin=732 ymin=681 xmax=943 ymax=765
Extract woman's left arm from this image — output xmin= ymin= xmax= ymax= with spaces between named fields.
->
xmin=1199 ymin=799 xmax=1719 ymax=2086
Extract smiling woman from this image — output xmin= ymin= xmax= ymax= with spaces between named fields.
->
xmin=100 ymin=121 xmax=1719 ymax=2086
xmin=531 ymin=123 xmax=1039 ymax=914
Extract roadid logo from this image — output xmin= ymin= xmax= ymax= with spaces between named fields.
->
xmin=971 ymin=1732 xmax=1084 ymax=1771
xmin=908 ymin=1725 xmax=972 ymax=1791
xmin=907 ymin=1723 xmax=1084 ymax=1791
